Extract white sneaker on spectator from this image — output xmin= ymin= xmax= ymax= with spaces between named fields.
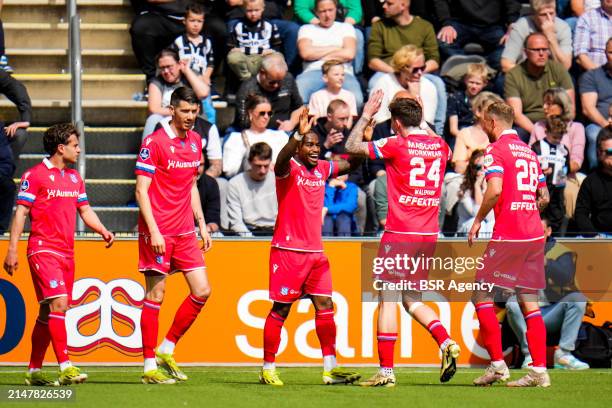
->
xmin=554 ymin=349 xmax=589 ymax=370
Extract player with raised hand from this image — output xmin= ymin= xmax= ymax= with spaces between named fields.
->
xmin=3 ymin=123 xmax=114 ymax=386
xmin=345 ymin=90 xmax=460 ymax=388
xmin=468 ymin=102 xmax=550 ymax=387
xmin=135 ymin=87 xmax=212 ymax=385
xmin=260 ymin=107 xmax=362 ymax=386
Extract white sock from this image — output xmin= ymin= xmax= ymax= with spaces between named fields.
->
xmin=491 ymin=360 xmax=506 ymax=369
xmin=531 ymin=366 xmax=547 ymax=374
xmin=59 ymin=361 xmax=72 ymax=371
xmin=380 ymin=367 xmax=394 ymax=376
xmin=28 ymin=368 xmax=41 ymax=374
xmin=263 ymin=362 xmax=275 ymax=370
xmin=323 ymin=355 xmax=337 ymax=372
xmin=144 ymin=358 xmax=157 ymax=373
xmin=440 ymin=338 xmax=452 ymax=351
xmin=157 ymin=338 xmax=175 ymax=355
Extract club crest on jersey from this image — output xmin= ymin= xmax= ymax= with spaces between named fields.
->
xmin=314 ymin=169 xmax=322 ymax=179
xmin=20 ymin=179 xmax=29 ymax=191
xmin=70 ymin=174 xmax=78 ymax=184
xmin=484 ymin=154 xmax=494 ymax=167
xmin=375 ymin=139 xmax=388 ymax=148
xmin=190 ymin=142 xmax=197 ymax=152
xmin=280 ymin=287 xmax=289 ymax=296
xmin=49 ymin=279 xmax=58 ymax=289
xmin=155 ymin=255 xmax=163 ymax=264
xmin=139 ymin=148 xmax=150 ymax=161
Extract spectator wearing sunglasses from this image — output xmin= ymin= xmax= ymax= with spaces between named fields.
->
xmin=456 ymin=149 xmax=495 ymax=235
xmin=504 ymin=33 xmax=574 ymax=143
xmin=369 ymin=45 xmax=437 ymax=126
xmin=223 ymin=93 xmax=289 ymax=178
xmin=575 ymin=127 xmax=612 ymax=237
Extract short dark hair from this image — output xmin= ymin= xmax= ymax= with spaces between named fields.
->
xmin=170 ymin=86 xmax=199 ymax=107
xmin=249 ymin=142 xmax=273 ymax=162
xmin=388 ymin=98 xmax=422 ymax=127
xmin=156 ymin=48 xmax=179 ymax=65
xmin=545 ymin=115 xmax=567 ymax=136
xmin=315 ymin=0 xmax=337 ymax=10
xmin=43 ymin=123 xmax=79 ymax=155
xmin=185 ymin=2 xmax=205 ymax=16
xmin=596 ymin=126 xmax=612 ymax=151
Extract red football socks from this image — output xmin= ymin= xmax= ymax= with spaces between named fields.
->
xmin=48 ymin=312 xmax=69 ymax=364
xmin=141 ymin=300 xmax=161 ymax=359
xmin=315 ymin=309 xmax=336 ymax=357
xmin=426 ymin=320 xmax=450 ymax=347
xmin=165 ymin=294 xmax=207 ymax=344
xmin=377 ymin=332 xmax=397 ymax=368
xmin=263 ymin=311 xmax=286 ymax=363
xmin=29 ymin=318 xmax=51 ymax=370
xmin=475 ymin=302 xmax=504 ymax=361
xmin=524 ymin=309 xmax=547 ymax=368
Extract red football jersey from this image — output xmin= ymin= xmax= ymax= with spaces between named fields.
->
xmin=271 ymin=158 xmax=338 ymax=252
xmin=135 ymin=121 xmax=202 ymax=236
xmin=16 ymin=158 xmax=88 ymax=257
xmin=368 ymin=130 xmax=450 ymax=235
xmin=483 ymin=130 xmax=547 ymax=241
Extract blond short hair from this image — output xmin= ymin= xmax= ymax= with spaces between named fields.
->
xmin=465 ymin=63 xmax=489 ymax=82
xmin=391 ymin=45 xmax=424 ymax=73
xmin=485 ymin=102 xmax=515 ymax=126
xmin=471 ymin=91 xmax=504 ymax=113
xmin=321 ymin=59 xmax=344 ymax=75
xmin=530 ymin=0 xmax=555 ymax=12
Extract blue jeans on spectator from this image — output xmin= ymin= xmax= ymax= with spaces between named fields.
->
xmin=323 ymin=213 xmax=352 ymax=236
xmin=143 ymin=113 xmax=168 ymax=139
xmin=353 ymin=26 xmax=365 ymax=75
xmin=227 ymin=19 xmax=300 ymax=67
xmin=506 ymin=292 xmax=587 ymax=356
xmin=296 ymin=70 xmax=363 ymax=108
xmin=367 ymin=72 xmax=446 ymax=135
xmin=438 ymin=20 xmax=505 ymax=71
xmin=586 ymin=123 xmax=602 ymax=169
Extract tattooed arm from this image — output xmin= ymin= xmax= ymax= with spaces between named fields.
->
xmin=345 ymin=90 xmax=384 ymax=157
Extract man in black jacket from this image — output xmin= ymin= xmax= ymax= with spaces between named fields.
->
xmin=0 ymin=124 xmax=16 ymax=233
xmin=575 ymin=127 xmax=612 ymax=237
xmin=0 ymin=71 xmax=31 ymax=167
xmin=433 ymin=0 xmax=520 ymax=70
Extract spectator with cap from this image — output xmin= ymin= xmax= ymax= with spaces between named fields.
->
xmin=234 ymin=52 xmax=303 ymax=131
xmin=433 ymin=0 xmax=520 ymax=71
xmin=579 ymin=38 xmax=612 ymax=168
xmin=296 ymin=0 xmax=363 ymax=108
xmin=226 ymin=142 xmax=277 ymax=236
xmin=500 ymin=0 xmax=573 ymax=73
xmin=575 ymin=127 xmax=612 ymax=237
xmin=504 ymin=33 xmax=574 ymax=142
xmin=574 ymin=0 xmax=612 ymax=71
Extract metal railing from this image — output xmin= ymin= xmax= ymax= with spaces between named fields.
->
xmin=67 ymin=0 xmax=85 ymax=231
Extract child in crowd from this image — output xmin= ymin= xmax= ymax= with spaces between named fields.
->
xmin=532 ymin=116 xmax=571 ymax=234
xmin=308 ymin=60 xmax=358 ymax=122
xmin=447 ymin=63 xmax=489 ymax=141
xmin=322 ymin=174 xmax=358 ymax=237
xmin=172 ymin=2 xmax=217 ymax=123
xmin=227 ymin=0 xmax=282 ymax=81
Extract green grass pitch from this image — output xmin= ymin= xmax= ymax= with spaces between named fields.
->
xmin=0 ymin=367 xmax=610 ymax=408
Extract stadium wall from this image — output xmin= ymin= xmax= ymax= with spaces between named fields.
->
xmin=0 ymin=240 xmax=610 ymax=366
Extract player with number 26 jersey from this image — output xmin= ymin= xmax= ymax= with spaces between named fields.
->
xmin=483 ymin=130 xmax=547 ymax=241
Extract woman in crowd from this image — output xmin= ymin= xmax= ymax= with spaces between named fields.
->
xmin=223 ymin=94 xmax=289 ymax=177
xmin=457 ymin=149 xmax=495 ymax=235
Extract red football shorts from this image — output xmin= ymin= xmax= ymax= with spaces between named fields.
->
xmin=138 ymin=232 xmax=206 ymax=275
xmin=476 ymin=239 xmax=546 ymax=290
xmin=27 ymin=252 xmax=75 ymax=304
xmin=269 ymin=248 xmax=332 ymax=303
xmin=375 ymin=232 xmax=438 ymax=284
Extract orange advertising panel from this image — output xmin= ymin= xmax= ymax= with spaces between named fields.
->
xmin=0 ymin=240 xmax=610 ymax=365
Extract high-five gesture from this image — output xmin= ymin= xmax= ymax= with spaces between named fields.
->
xmin=363 ymin=118 xmax=376 ymax=142
xmin=298 ymin=106 xmax=316 ymax=136
xmin=363 ymin=89 xmax=384 ymax=120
